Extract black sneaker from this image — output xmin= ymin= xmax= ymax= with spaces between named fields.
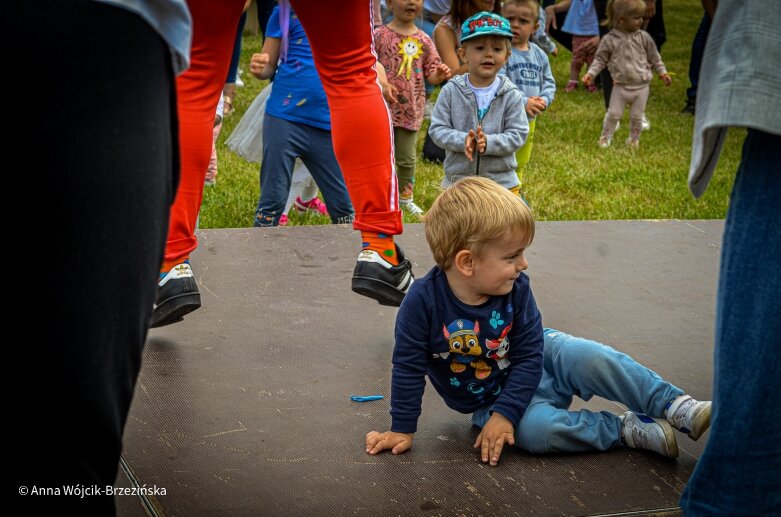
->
xmin=681 ymin=97 xmax=696 ymax=114
xmin=150 ymin=263 xmax=201 ymax=328
xmin=351 ymin=245 xmax=414 ymax=307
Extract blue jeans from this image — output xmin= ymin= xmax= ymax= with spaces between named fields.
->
xmin=472 ymin=329 xmax=683 ymax=453
xmin=255 ymin=114 xmax=354 ymax=226
xmin=680 ymin=130 xmax=781 ymax=515
xmin=686 ymin=14 xmax=711 ymax=101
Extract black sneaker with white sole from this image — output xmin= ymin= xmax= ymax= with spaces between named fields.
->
xmin=150 ymin=263 xmax=201 ymax=328
xmin=351 ymin=245 xmax=414 ymax=307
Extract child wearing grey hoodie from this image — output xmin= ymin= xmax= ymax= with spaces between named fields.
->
xmin=429 ymin=12 xmax=529 ymax=195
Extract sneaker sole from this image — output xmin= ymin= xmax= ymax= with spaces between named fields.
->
xmin=687 ymin=407 xmax=711 ymax=441
xmin=658 ymin=419 xmax=679 ymax=458
xmin=150 ymin=292 xmax=201 ymax=328
xmin=351 ymin=276 xmax=407 ymax=307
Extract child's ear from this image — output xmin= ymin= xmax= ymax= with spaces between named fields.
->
xmin=457 ymin=46 xmax=467 ymax=62
xmin=454 ymin=249 xmax=475 ymax=276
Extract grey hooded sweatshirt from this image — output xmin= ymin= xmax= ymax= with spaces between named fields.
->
xmin=429 ymin=74 xmax=529 ymax=189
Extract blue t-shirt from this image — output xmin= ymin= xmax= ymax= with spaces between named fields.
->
xmin=561 ymin=0 xmax=599 ymax=37
xmin=390 ymin=267 xmax=544 ymax=433
xmin=265 ymin=6 xmax=331 ymax=130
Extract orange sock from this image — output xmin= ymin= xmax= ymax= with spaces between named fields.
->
xmin=160 ymin=256 xmax=189 ymax=277
xmin=361 ymin=232 xmax=398 ymax=265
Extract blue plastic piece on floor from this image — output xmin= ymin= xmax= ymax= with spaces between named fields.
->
xmin=350 ymin=395 xmax=384 ymax=402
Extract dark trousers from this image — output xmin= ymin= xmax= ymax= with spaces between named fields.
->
xmin=680 ymin=130 xmax=781 ymax=515
xmin=687 ymin=14 xmax=711 ymax=100
xmin=9 ymin=1 xmax=177 ymax=513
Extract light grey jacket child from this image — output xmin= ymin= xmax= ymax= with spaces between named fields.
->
xmin=429 ymin=74 xmax=529 ymax=190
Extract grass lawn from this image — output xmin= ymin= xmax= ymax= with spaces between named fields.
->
xmin=201 ymin=0 xmax=740 ymax=229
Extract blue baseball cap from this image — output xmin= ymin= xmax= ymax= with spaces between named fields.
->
xmin=460 ymin=12 xmax=513 ymax=44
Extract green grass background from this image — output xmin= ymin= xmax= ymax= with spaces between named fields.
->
xmin=201 ymin=0 xmax=740 ymax=228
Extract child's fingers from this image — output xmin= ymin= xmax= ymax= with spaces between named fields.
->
xmin=490 ymin=435 xmax=507 ymax=466
xmin=391 ymin=440 xmax=411 ymax=455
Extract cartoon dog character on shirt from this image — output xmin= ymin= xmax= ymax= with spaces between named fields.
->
xmin=442 ymin=319 xmax=491 ymax=379
xmin=485 ymin=323 xmax=512 ymax=370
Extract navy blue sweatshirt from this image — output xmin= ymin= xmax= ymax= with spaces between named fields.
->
xmin=391 ymin=267 xmax=544 ymax=433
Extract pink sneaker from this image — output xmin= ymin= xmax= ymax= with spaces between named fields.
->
xmin=279 ymin=214 xmax=289 ymax=226
xmin=293 ymin=196 xmax=329 ymax=216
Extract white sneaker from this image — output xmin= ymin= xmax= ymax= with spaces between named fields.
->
xmin=665 ymin=395 xmax=712 ymax=441
xmin=400 ymin=199 xmax=424 ymax=217
xmin=641 ymin=114 xmax=650 ymax=131
xmin=598 ymin=136 xmax=612 ymax=148
xmin=621 ymin=411 xmax=679 ymax=458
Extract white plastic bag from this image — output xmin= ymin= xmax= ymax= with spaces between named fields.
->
xmin=226 ymin=83 xmax=272 ymax=163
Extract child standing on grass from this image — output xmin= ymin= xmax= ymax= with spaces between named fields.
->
xmin=582 ymin=0 xmax=671 ymax=148
xmin=365 ymin=177 xmax=712 ymax=465
xmin=375 ymin=0 xmax=451 ymax=217
xmin=248 ymin=3 xmax=354 ymax=226
xmin=501 ymin=0 xmax=556 ymax=189
xmin=429 ymin=12 xmax=529 ymax=196
xmin=561 ymin=0 xmax=599 ymax=93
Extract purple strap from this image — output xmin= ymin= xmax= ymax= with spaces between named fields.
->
xmin=279 ymin=0 xmax=290 ymax=63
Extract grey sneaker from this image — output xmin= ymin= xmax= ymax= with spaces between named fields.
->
xmin=665 ymin=395 xmax=712 ymax=441
xmin=621 ymin=411 xmax=679 ymax=458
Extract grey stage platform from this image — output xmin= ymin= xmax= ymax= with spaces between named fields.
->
xmin=118 ymin=220 xmax=722 ymax=516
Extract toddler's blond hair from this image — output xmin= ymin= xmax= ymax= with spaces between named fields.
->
xmin=424 ymin=177 xmax=535 ymax=270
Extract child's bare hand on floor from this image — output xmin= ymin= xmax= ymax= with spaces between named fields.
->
xmin=365 ymin=431 xmax=413 ymax=455
xmin=473 ymin=413 xmax=515 ymax=466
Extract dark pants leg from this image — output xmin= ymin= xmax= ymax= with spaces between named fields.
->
xmin=226 ymin=11 xmax=248 ymax=83
xmin=10 ymin=1 xmax=177 ymax=513
xmin=687 ymin=14 xmax=711 ymax=101
xmin=255 ymin=115 xmax=353 ymax=226
xmin=680 ymin=130 xmax=781 ymax=515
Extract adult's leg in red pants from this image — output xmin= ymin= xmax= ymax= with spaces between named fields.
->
xmin=291 ymin=0 xmax=403 ymax=236
xmin=291 ymin=0 xmax=413 ymax=307
xmin=151 ymin=0 xmax=246 ymax=328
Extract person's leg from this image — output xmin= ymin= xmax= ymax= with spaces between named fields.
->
xmin=299 ymin=126 xmax=355 ymax=224
xmin=473 ymin=365 xmax=622 ymax=453
xmin=600 ymin=86 xmax=626 ymax=146
xmin=205 ymin=121 xmax=222 ymax=185
xmin=291 ymin=0 xmax=413 ymax=307
xmin=514 ymin=117 xmax=536 ymax=183
xmin=226 ymin=11 xmax=247 ymax=84
xmin=290 ymin=0 xmax=402 ymax=236
xmin=395 ymin=127 xmax=422 ymax=215
xmin=627 ymin=85 xmax=649 ymax=145
xmin=542 ymin=329 xmax=683 ymax=416
xmin=684 ymin=13 xmax=711 ymax=113
xmin=583 ymin=45 xmax=598 ymax=92
xmin=600 ymin=68 xmax=613 ymax=110
xmin=680 ymin=130 xmax=781 ymax=515
xmin=489 ymin=329 xmax=681 ymax=456
xmin=14 ymin=1 xmax=176 ymax=511
xmin=567 ymin=36 xmax=586 ymax=91
xmin=153 ymin=0 xmax=245 ymax=327
xmin=255 ymin=115 xmax=299 ymax=226
xmin=223 ymin=11 xmax=248 ymax=116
